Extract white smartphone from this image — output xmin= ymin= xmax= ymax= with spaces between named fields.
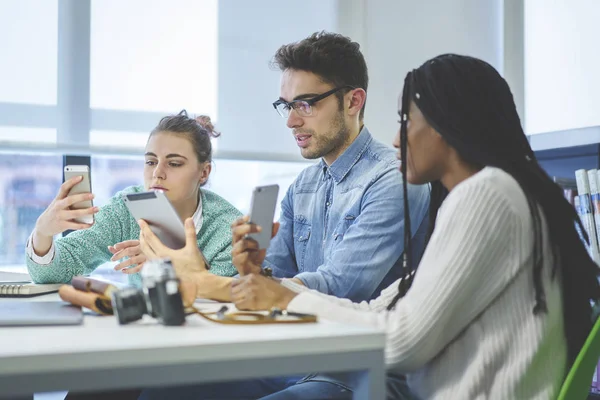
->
xmin=123 ymin=191 xmax=186 ymax=250
xmin=64 ymin=165 xmax=94 ymax=224
xmin=247 ymin=184 xmax=279 ymax=250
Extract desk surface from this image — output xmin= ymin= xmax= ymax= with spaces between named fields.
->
xmin=0 ymin=293 xmax=386 ymax=398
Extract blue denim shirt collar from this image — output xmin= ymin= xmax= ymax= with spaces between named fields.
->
xmin=320 ymin=126 xmax=373 ymax=184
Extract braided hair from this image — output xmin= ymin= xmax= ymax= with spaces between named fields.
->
xmin=386 ymin=54 xmax=600 ymax=366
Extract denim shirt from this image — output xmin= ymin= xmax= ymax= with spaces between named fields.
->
xmin=264 ymin=127 xmax=430 ymax=302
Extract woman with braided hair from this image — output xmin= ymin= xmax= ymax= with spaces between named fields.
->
xmin=152 ymin=54 xmax=600 ymax=399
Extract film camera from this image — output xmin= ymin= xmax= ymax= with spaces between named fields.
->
xmin=111 ymin=258 xmax=186 ymax=326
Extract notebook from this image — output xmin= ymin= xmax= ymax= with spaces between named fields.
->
xmin=0 ymin=301 xmax=83 ymax=326
xmin=0 ymin=271 xmax=64 ymax=297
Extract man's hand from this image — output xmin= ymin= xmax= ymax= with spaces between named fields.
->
xmin=231 ymin=216 xmax=279 ymax=276
xmin=231 ymin=274 xmax=297 ymax=311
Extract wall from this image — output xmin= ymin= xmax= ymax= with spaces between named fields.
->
xmin=339 ymin=0 xmax=506 ymax=147
xmin=525 ymin=0 xmax=600 ymax=135
xmin=216 ymin=0 xmax=338 ymax=161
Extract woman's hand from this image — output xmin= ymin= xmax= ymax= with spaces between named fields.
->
xmin=138 ymin=218 xmax=207 ymax=278
xmin=231 ymin=274 xmax=297 ymax=311
xmin=231 ymin=216 xmax=280 ymax=276
xmin=109 ymin=240 xmax=146 ymax=274
xmin=33 ymin=176 xmax=99 ymax=256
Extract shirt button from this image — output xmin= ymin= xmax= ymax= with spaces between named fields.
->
xmin=326 ymin=202 xmax=330 ymax=207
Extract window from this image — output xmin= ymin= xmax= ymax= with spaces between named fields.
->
xmin=90 ymin=0 xmax=218 ymax=117
xmin=0 ymin=152 xmax=61 ymax=266
xmin=90 ymin=129 xmax=150 ymax=150
xmin=0 ymin=0 xmax=58 ymax=106
xmin=91 ymin=155 xmax=144 ymax=207
xmin=0 ymin=127 xmax=57 ymax=144
xmin=206 ymin=159 xmax=314 ymax=216
xmin=93 ymin=155 xmax=313 ymax=217
xmin=0 ymin=0 xmax=332 ymax=271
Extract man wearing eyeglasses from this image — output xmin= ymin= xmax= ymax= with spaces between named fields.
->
xmin=140 ymin=31 xmax=429 ymax=400
xmin=242 ymin=32 xmax=430 ymax=305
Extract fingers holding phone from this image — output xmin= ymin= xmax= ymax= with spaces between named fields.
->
xmin=231 ymin=220 xmax=280 ymax=276
xmin=138 ymin=218 xmax=208 ymax=277
xmin=231 ymin=185 xmax=279 ymax=276
xmin=32 ymin=170 xmax=99 ymax=257
xmin=35 ymin=169 xmax=99 ymax=238
xmin=63 ymin=165 xmax=96 ymax=225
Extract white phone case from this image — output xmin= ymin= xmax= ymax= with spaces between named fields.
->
xmin=64 ymin=165 xmax=94 ymax=224
xmin=247 ymin=184 xmax=279 ymax=249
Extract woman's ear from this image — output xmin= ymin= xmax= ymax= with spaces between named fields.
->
xmin=200 ymin=162 xmax=212 ymax=185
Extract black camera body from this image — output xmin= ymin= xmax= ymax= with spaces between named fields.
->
xmin=111 ymin=258 xmax=186 ymax=326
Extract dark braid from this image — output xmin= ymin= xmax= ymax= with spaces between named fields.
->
xmin=387 ymin=75 xmax=416 ymax=310
xmin=386 ymin=54 xmax=600 ymax=366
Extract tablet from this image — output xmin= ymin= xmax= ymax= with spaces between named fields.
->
xmin=123 ymin=191 xmax=186 ymax=250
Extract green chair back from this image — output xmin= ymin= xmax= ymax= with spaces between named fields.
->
xmin=557 ymin=316 xmax=600 ymax=399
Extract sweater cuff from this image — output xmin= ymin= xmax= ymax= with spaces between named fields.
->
xmin=26 ymin=233 xmax=56 ymax=265
xmin=281 ymin=278 xmax=312 ymax=294
xmin=287 ymin=291 xmax=324 ymax=315
xmin=293 ymin=271 xmax=328 ymax=293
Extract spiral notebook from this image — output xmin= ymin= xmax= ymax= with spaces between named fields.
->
xmin=0 ymin=271 xmax=63 ymax=297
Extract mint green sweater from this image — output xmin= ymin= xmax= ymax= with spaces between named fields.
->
xmin=27 ymin=186 xmax=242 ymax=287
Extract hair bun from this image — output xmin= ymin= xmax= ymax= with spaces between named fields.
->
xmin=195 ymin=115 xmax=220 ymax=138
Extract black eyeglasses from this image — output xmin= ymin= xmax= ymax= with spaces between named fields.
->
xmin=272 ymin=85 xmax=355 ymax=118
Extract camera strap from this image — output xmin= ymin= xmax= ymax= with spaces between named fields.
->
xmin=189 ymin=305 xmax=317 ymax=325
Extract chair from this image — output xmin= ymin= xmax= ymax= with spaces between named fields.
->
xmin=557 ymin=316 xmax=600 ymax=399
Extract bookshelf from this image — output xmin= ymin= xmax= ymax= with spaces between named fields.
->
xmin=535 ymin=143 xmax=600 ymax=397
xmin=537 ymin=144 xmax=600 ymax=179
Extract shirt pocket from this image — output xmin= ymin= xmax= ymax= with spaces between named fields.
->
xmin=332 ymin=214 xmax=356 ymax=243
xmin=293 ymin=220 xmax=311 ymax=270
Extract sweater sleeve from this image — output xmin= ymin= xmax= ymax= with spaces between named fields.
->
xmin=26 ymin=192 xmax=130 ymax=284
xmin=287 ymin=177 xmax=529 ymax=371
xmin=196 ymin=190 xmax=242 ymax=277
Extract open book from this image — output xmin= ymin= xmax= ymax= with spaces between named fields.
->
xmin=0 ymin=271 xmax=63 ymax=297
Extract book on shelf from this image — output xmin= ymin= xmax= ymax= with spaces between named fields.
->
xmin=574 ymin=169 xmax=600 ymax=265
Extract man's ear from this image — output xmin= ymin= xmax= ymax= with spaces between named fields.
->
xmin=347 ymin=88 xmax=367 ymax=118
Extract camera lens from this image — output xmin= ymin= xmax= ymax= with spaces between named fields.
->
xmin=111 ymin=288 xmax=147 ymax=325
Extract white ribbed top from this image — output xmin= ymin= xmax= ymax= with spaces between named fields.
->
xmin=285 ymin=167 xmax=566 ymax=400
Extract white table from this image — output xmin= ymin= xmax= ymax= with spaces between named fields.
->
xmin=0 ymin=293 xmax=386 ymax=399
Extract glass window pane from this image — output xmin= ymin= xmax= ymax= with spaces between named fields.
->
xmin=90 ymin=155 xmax=144 ymax=207
xmin=0 ymin=152 xmax=62 ymax=267
xmin=0 ymin=127 xmax=57 ymax=144
xmin=0 ymin=0 xmax=58 ymax=105
xmin=206 ymin=159 xmax=315 ymax=216
xmin=90 ymin=0 xmax=218 ymax=117
xmin=90 ymin=130 xmax=149 ymax=149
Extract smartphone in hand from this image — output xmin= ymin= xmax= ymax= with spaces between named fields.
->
xmin=247 ymin=184 xmax=279 ymax=249
xmin=64 ymin=165 xmax=94 ymax=224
